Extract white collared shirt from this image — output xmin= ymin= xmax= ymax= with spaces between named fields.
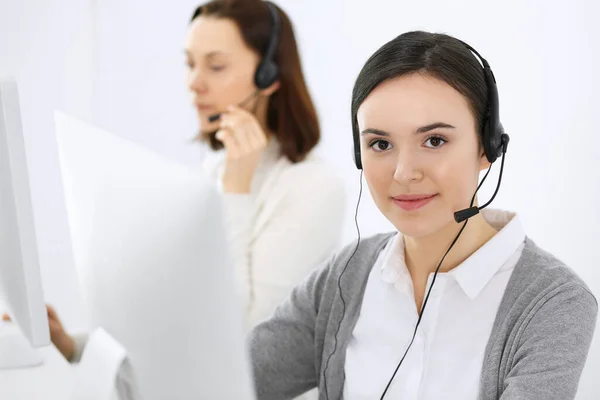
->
xmin=344 ymin=209 xmax=526 ymax=399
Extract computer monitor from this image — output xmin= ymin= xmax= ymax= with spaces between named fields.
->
xmin=55 ymin=112 xmax=255 ymax=399
xmin=0 ymin=75 xmax=50 ymax=369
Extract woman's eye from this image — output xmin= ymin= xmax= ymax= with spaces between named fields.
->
xmin=369 ymin=139 xmax=392 ymax=152
xmin=424 ymin=136 xmax=447 ymax=148
xmin=210 ymin=65 xmax=225 ymax=72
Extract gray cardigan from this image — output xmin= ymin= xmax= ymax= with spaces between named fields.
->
xmin=249 ymin=233 xmax=598 ymax=400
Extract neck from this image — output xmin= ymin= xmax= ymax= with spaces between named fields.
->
xmin=404 ymin=211 xmax=498 ymax=276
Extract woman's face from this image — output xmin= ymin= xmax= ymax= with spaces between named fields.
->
xmin=185 ymin=16 xmax=260 ymax=134
xmin=357 ymin=73 xmax=489 ymax=239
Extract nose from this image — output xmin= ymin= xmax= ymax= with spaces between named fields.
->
xmin=187 ymin=67 xmax=208 ymax=94
xmin=393 ymin=148 xmax=423 ymax=185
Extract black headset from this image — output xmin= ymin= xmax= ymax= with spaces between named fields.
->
xmin=206 ymin=1 xmax=281 ymax=123
xmin=352 ymin=40 xmax=509 ymax=170
xmin=255 ymin=1 xmax=281 ymax=90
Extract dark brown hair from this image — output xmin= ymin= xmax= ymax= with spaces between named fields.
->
xmin=191 ymin=0 xmax=320 ymax=163
xmin=352 ymin=31 xmax=488 ymax=144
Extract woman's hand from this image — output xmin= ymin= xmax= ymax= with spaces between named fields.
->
xmin=216 ymin=105 xmax=269 ymax=193
xmin=3 ymin=304 xmax=75 ymax=361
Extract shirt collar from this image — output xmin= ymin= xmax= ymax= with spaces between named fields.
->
xmin=380 ymin=234 xmax=412 ymax=294
xmin=450 ymin=209 xmax=525 ymax=299
xmin=380 ymin=209 xmax=525 ymax=299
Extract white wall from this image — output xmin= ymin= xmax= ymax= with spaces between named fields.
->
xmin=1 ymin=0 xmax=598 ymax=397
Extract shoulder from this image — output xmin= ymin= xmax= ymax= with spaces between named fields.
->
xmin=520 ymin=238 xmax=596 ymax=300
xmin=511 ymin=238 xmax=598 ymax=326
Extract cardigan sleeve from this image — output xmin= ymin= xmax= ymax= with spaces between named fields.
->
xmin=500 ymin=283 xmax=597 ymax=399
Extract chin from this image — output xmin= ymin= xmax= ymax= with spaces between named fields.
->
xmin=392 ymin=220 xmax=438 ymax=239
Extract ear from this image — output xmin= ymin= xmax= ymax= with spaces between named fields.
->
xmin=260 ymin=80 xmax=280 ymax=97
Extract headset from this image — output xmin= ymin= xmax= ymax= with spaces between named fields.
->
xmin=352 ymin=40 xmax=508 ymax=171
xmin=208 ymin=1 xmax=280 ymax=122
xmin=254 ymin=1 xmax=281 ymax=90
xmin=324 ymin=39 xmax=511 ymax=400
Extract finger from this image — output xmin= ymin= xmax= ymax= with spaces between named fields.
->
xmin=228 ymin=106 xmax=268 ymax=148
xmin=247 ymin=123 xmax=268 ymax=149
xmin=236 ymin=114 xmax=265 ymax=149
xmin=234 ymin=126 xmax=254 ymax=154
xmin=220 ymin=115 xmax=253 ymax=153
xmin=216 ymin=129 xmax=240 ymax=157
xmin=2 ymin=313 xmax=10 ymax=321
xmin=218 ymin=113 xmax=240 ymax=133
xmin=47 ymin=305 xmax=59 ymax=321
xmin=224 ymin=110 xmax=268 ymax=151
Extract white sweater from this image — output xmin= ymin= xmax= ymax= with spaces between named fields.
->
xmin=203 ymin=139 xmax=347 ymax=329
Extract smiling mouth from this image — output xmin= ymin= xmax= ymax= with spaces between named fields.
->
xmin=391 ymin=194 xmax=438 ymax=211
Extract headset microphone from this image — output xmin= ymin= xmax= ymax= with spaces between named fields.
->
xmin=207 ymin=90 xmax=261 ymax=123
xmin=454 ymin=134 xmax=509 ymax=223
xmin=205 ymin=2 xmax=280 ymax=124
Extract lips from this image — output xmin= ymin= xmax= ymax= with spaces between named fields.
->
xmin=391 ymin=194 xmax=438 ymax=211
xmin=196 ymin=105 xmax=214 ymax=112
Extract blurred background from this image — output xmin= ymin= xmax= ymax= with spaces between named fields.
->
xmin=1 ymin=0 xmax=598 ymax=397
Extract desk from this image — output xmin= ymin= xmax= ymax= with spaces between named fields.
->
xmin=0 ymin=344 xmax=75 ymax=400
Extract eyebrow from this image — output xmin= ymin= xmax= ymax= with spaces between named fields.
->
xmin=360 ymin=128 xmax=389 ymax=137
xmin=360 ymin=122 xmax=456 ymax=136
xmin=416 ymin=122 xmax=456 ymax=133
xmin=183 ymin=50 xmax=227 ymax=59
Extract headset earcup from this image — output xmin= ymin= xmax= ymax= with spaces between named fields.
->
xmin=495 ymin=123 xmax=506 ymax=158
xmin=255 ymin=61 xmax=279 ymax=90
xmin=482 ymin=118 xmax=498 ymax=164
